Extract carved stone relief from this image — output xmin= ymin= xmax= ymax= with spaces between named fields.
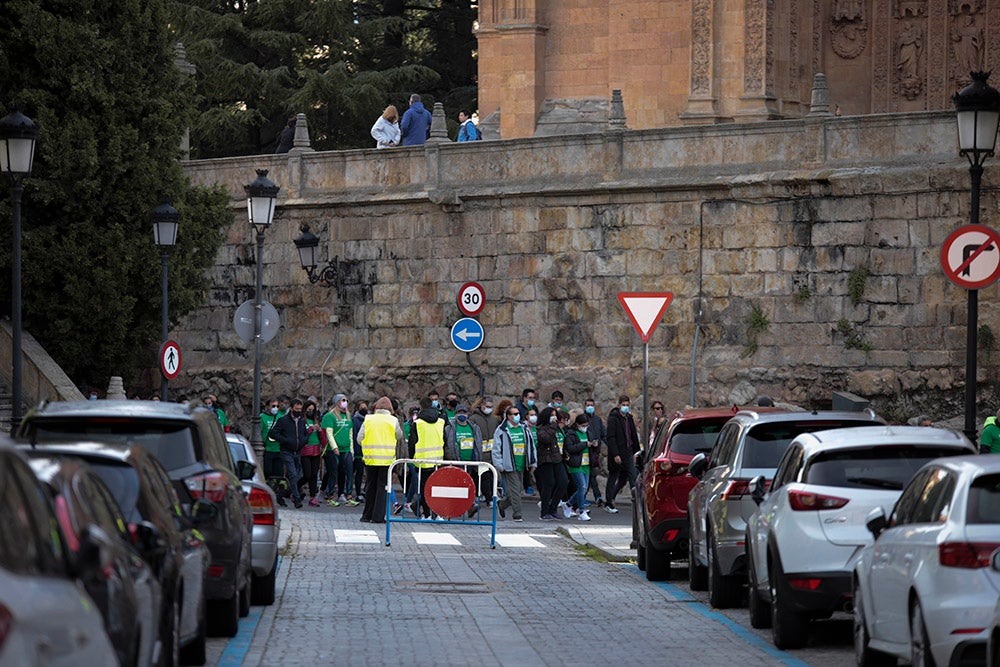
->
xmin=950 ymin=1 xmax=984 ymax=85
xmin=894 ymin=1 xmax=926 ymax=100
xmin=830 ymin=0 xmax=867 ymax=58
xmin=744 ymin=0 xmax=766 ymax=93
xmin=691 ymin=0 xmax=713 ymax=96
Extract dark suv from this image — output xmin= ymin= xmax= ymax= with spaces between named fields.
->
xmin=19 ymin=400 xmax=254 ymax=637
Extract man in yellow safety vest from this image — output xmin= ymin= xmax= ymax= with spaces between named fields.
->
xmin=409 ymin=396 xmax=445 ymax=518
xmin=357 ymin=396 xmax=404 ymax=523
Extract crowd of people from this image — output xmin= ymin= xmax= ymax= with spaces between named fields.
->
xmin=255 ymin=388 xmax=648 ymax=524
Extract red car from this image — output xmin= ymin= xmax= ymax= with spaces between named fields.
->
xmin=635 ymin=406 xmax=781 ymax=581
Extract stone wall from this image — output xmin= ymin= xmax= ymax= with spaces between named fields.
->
xmin=178 ymin=111 xmax=1000 ymax=435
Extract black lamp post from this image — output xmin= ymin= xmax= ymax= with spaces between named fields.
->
xmin=294 ymin=224 xmax=338 ymax=288
xmin=245 ymin=169 xmax=279 ymax=450
xmin=152 ymin=202 xmax=180 ymax=401
xmin=953 ymin=71 xmax=1000 ymax=445
xmin=0 ymin=109 xmax=38 ymax=436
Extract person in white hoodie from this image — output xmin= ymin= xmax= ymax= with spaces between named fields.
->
xmin=371 ymin=105 xmax=401 ymax=148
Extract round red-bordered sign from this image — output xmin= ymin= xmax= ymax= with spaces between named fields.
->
xmin=941 ymin=224 xmax=1000 ymax=290
xmin=160 ymin=340 xmax=182 ymax=380
xmin=457 ymin=281 xmax=485 ymax=317
xmin=425 ymin=466 xmax=476 ymax=518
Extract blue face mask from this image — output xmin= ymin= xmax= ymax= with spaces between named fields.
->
xmin=620 ymin=405 xmax=630 ymax=414
xmin=457 ymin=414 xmax=468 ymax=423
xmin=432 ymin=400 xmax=439 ymax=408
xmin=526 ymin=399 xmax=535 ymax=408
xmin=585 ymin=406 xmax=595 ymax=415
xmin=512 ymin=414 xmax=521 ymax=424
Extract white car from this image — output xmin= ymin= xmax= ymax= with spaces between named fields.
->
xmin=745 ymin=425 xmax=976 ymax=649
xmin=0 ymin=443 xmax=118 ymax=666
xmin=988 ymin=550 xmax=1000 ymax=667
xmin=853 ymin=455 xmax=1000 ymax=667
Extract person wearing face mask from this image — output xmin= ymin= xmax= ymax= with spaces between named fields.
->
xmin=522 ymin=407 xmax=540 ymax=497
xmin=515 ymin=388 xmax=538 ymax=421
xmin=409 ymin=397 xmax=446 ymax=519
xmin=444 ymin=392 xmax=461 ymax=422
xmin=260 ymin=398 xmax=286 ymax=504
xmin=604 ymin=395 xmax=639 ymax=514
xmin=444 ymin=404 xmax=483 ymax=517
xmin=564 ymin=414 xmax=592 ymax=521
xmin=352 ymin=399 xmax=369 ymax=502
xmin=322 ymin=393 xmax=357 ymax=506
xmin=468 ymin=397 xmax=498 ymax=506
xmin=492 ymin=404 xmax=537 ymax=522
xmin=427 ymin=390 xmax=448 ymax=422
xmin=584 ymin=398 xmax=607 ymax=507
xmin=298 ymin=400 xmax=324 ymax=506
xmin=204 ymin=393 xmax=230 ymax=432
xmin=356 ymin=396 xmax=405 ymax=523
xmin=535 ymin=407 xmax=569 ymax=521
xmin=272 ymin=398 xmax=309 ymax=508
xmin=548 ymin=390 xmax=564 ymax=410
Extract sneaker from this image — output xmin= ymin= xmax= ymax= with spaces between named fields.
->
xmin=540 ymin=514 xmax=555 ymax=521
xmin=558 ymin=500 xmax=567 ymax=508
xmin=326 ymin=498 xmax=340 ymax=507
xmin=402 ymin=502 xmax=413 ymax=514
xmin=293 ymin=500 xmax=303 ymax=509
xmin=338 ymin=494 xmax=348 ymax=504
xmin=578 ymin=511 xmax=592 ymax=522
xmin=391 ymin=503 xmax=404 ymax=515
xmin=563 ymin=505 xmax=578 ymax=519
xmin=513 ymin=516 xmax=523 ymax=522
xmin=604 ymin=504 xmax=619 ymax=514
xmin=356 ymin=494 xmax=365 ymax=503
xmin=308 ymin=497 xmax=320 ymax=507
xmin=497 ymin=504 xmax=506 ymax=519
xmin=277 ymin=496 xmax=287 ymax=508
xmin=346 ymin=498 xmax=361 ymax=507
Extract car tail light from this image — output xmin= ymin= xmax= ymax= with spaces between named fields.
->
xmin=660 ymin=529 xmax=680 ymax=543
xmin=185 ymin=472 xmax=227 ymax=503
xmin=208 ymin=565 xmax=225 ymax=578
xmin=951 ymin=627 xmax=986 ymax=635
xmin=721 ymin=479 xmax=751 ymax=500
xmin=0 ymin=604 xmax=11 ymax=651
xmin=788 ymin=490 xmax=850 ymax=511
xmin=939 ymin=542 xmax=1000 ymax=569
xmin=248 ymin=487 xmax=275 ymax=526
xmin=788 ymin=577 xmax=823 ymax=590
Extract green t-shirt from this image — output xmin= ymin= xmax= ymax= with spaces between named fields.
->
xmin=509 ymin=425 xmax=527 ymax=471
xmin=215 ymin=407 xmax=229 ymax=429
xmin=455 ymin=423 xmax=475 ymax=461
xmin=982 ymin=416 xmax=1000 ymax=453
xmin=260 ymin=412 xmax=280 ymax=452
xmin=322 ymin=411 xmax=352 ymax=451
xmin=567 ymin=430 xmax=590 ymax=474
xmin=556 ymin=429 xmax=564 ymax=454
xmin=305 ymin=417 xmax=320 ymax=446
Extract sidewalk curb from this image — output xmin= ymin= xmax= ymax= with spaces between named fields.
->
xmin=555 ymin=526 xmax=632 ymax=563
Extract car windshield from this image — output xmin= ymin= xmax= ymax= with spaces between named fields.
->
xmin=742 ymin=420 xmax=874 ymax=469
xmin=86 ymin=462 xmax=142 ymax=523
xmin=30 ymin=419 xmax=196 ymax=471
xmin=967 ymin=473 xmax=1000 ymax=524
xmin=669 ymin=420 xmax=726 ymax=455
xmin=804 ymin=446 xmax=968 ymax=490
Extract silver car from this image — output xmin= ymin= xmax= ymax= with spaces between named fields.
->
xmin=226 ymin=434 xmax=280 ymax=605
xmin=688 ymin=408 xmax=881 ymax=608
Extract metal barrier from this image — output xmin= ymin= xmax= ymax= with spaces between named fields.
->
xmin=385 ymin=458 xmax=499 ymax=548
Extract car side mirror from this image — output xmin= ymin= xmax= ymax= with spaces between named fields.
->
xmin=992 ymin=549 xmax=1000 ymax=574
xmin=748 ymin=475 xmax=766 ymax=506
xmin=190 ymin=498 xmax=218 ymax=524
xmin=78 ymin=524 xmax=114 ymax=576
xmin=865 ymin=507 xmax=887 ymax=539
xmin=128 ymin=520 xmax=165 ymax=555
xmin=236 ymin=459 xmax=256 ymax=481
xmin=688 ymin=453 xmax=708 ymax=479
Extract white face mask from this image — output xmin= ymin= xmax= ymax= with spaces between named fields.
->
xmin=528 ymin=415 xmax=538 ymax=425
xmin=482 ymin=407 xmax=493 ymax=415
xmin=269 ymin=407 xmax=278 ymax=415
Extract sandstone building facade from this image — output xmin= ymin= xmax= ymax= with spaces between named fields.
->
xmin=476 ymin=0 xmax=1000 ymax=139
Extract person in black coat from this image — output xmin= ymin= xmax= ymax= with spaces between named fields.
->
xmin=604 ymin=395 xmax=639 ymax=513
xmin=272 ymin=398 xmax=308 ymax=507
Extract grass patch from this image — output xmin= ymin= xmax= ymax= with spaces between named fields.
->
xmin=848 ymin=268 xmax=868 ymax=306
xmin=572 ymin=543 xmax=610 ymax=563
xmin=743 ymin=302 xmax=770 ymax=358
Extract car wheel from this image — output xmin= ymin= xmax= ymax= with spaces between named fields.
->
xmin=645 ymin=544 xmax=671 ymax=582
xmin=159 ymin=594 xmax=180 ymax=667
xmin=770 ymin=555 xmax=808 ymax=650
xmin=708 ymin=535 xmax=742 ymax=609
xmin=179 ymin=599 xmax=206 ymax=667
xmin=208 ymin=593 xmax=239 ymax=638
xmin=853 ymin=581 xmax=893 ymax=667
xmin=688 ymin=528 xmax=708 ymax=591
xmin=747 ymin=544 xmax=771 ymax=629
xmin=909 ymin=598 xmax=937 ymax=667
xmin=238 ymin=573 xmax=252 ymax=617
xmin=637 ymin=537 xmax=647 ymax=571
xmin=251 ymin=555 xmax=278 ymax=606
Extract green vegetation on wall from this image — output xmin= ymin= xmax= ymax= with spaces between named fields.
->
xmin=743 ymin=302 xmax=770 ymax=358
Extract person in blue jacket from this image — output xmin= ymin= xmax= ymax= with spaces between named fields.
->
xmin=457 ymin=111 xmax=480 ymax=141
xmin=400 ymin=93 xmax=432 ymax=146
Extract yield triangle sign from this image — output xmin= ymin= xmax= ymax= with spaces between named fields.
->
xmin=617 ymin=292 xmax=674 ymax=343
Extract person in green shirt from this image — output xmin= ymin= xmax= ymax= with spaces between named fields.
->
xmin=321 ymin=393 xmax=358 ymax=506
xmin=444 ymin=404 xmax=483 ymax=517
xmin=564 ymin=414 xmax=592 ymax=521
xmin=492 ymin=406 xmax=537 ymax=522
xmin=981 ymin=408 xmax=1000 ymax=453
xmin=259 ymin=397 xmax=286 ymax=504
xmin=204 ymin=394 xmax=230 ymax=432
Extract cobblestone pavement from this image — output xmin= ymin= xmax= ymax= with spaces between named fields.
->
xmin=205 ymin=493 xmax=851 ymax=667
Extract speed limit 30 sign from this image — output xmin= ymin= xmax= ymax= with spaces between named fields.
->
xmin=457 ymin=281 xmax=485 ymax=317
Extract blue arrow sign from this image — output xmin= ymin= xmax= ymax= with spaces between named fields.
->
xmin=450 ymin=317 xmax=484 ymax=353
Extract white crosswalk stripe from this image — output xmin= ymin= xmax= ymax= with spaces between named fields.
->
xmin=333 ymin=529 xmax=381 ymax=544
xmin=412 ymin=531 xmax=462 ymax=545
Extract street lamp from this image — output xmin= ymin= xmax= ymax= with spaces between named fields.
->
xmin=953 ymin=71 xmax=1000 ymax=445
xmin=294 ymin=224 xmax=338 ymax=288
xmin=0 ymin=108 xmax=38 ymax=436
xmin=152 ymin=201 xmax=180 ymax=401
xmin=244 ymin=169 xmax=279 ymax=451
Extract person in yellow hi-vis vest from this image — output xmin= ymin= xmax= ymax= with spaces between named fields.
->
xmin=357 ymin=396 xmax=404 ymax=523
xmin=408 ymin=396 xmax=445 ymax=518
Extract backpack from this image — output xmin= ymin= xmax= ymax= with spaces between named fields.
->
xmin=471 ymin=122 xmax=482 ymax=140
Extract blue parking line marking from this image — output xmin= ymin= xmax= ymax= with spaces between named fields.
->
xmin=623 ymin=564 xmax=813 ymax=667
xmin=217 ymin=556 xmax=282 ymax=666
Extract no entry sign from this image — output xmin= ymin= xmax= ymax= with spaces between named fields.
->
xmin=941 ymin=224 xmax=1000 ymax=290
xmin=425 ymin=466 xmax=476 ymax=518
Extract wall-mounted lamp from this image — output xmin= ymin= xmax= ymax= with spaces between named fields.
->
xmin=294 ymin=224 xmax=338 ymax=288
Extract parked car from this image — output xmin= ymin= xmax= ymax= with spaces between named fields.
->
xmin=635 ymin=405 xmax=781 ymax=581
xmin=20 ymin=400 xmax=255 ymax=638
xmin=987 ymin=550 xmax=1000 ymax=667
xmin=853 ymin=455 xmax=1000 ymax=667
xmin=0 ymin=442 xmax=118 ymax=666
xmin=24 ymin=442 xmax=212 ymax=666
xmin=226 ymin=433 xmax=280 ymax=605
xmin=26 ymin=453 xmax=163 ymax=667
xmin=687 ymin=408 xmax=881 ymax=608
xmin=744 ymin=425 xmax=977 ymax=649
